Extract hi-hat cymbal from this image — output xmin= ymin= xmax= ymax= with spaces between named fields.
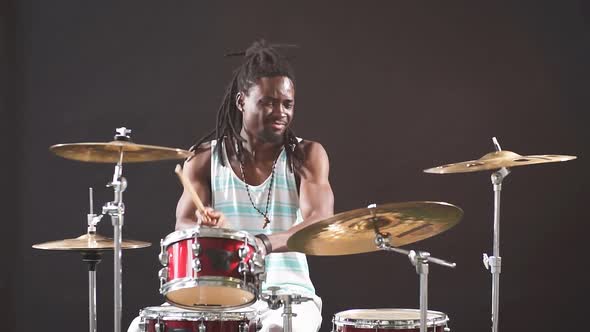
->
xmin=287 ymin=201 xmax=463 ymax=256
xmin=424 ymin=150 xmax=576 ymax=174
xmin=50 ymin=141 xmax=192 ymax=163
xmin=32 ymin=233 xmax=151 ymax=252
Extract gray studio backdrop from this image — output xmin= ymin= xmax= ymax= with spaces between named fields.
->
xmin=4 ymin=2 xmax=588 ymax=332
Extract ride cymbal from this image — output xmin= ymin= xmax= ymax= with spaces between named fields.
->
xmin=287 ymin=201 xmax=463 ymax=256
xmin=50 ymin=141 xmax=192 ymax=163
xmin=32 ymin=233 xmax=151 ymax=252
xmin=424 ymin=150 xmax=576 ymax=174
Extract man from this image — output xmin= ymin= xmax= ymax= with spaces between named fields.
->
xmin=175 ymin=40 xmax=334 ymax=331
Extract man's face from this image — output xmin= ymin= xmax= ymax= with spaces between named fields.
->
xmin=238 ymin=76 xmax=295 ymax=143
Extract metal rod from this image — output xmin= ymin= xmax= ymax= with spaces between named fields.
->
xmin=418 ymin=260 xmax=429 ymax=332
xmin=82 ymin=252 xmax=101 ymax=332
xmin=89 ymin=269 xmax=97 ymax=332
xmin=282 ymin=297 xmax=293 ymax=332
xmin=113 ymin=214 xmax=123 ymax=332
xmin=491 ymin=173 xmax=502 ymax=332
xmin=486 ymin=166 xmax=509 ymax=332
xmin=89 ymin=187 xmax=94 ymax=215
xmin=376 ymin=235 xmax=455 ymax=332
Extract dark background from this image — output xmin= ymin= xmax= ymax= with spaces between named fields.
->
xmin=3 ymin=1 xmax=588 ymax=331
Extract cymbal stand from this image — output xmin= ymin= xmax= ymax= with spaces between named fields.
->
xmin=375 ymin=234 xmax=455 ymax=332
xmin=85 ymin=187 xmax=104 ymax=332
xmin=262 ymin=286 xmax=313 ymax=332
xmin=101 ymin=127 xmax=130 ymax=332
xmin=483 ymin=137 xmax=510 ymax=332
xmin=82 ymin=251 xmax=102 ymax=332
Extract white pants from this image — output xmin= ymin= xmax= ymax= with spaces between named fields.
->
xmin=127 ymin=297 xmax=322 ymax=332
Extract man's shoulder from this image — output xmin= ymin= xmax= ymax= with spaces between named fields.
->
xmin=299 ymin=139 xmax=327 ymax=157
xmin=185 ymin=141 xmax=213 ymax=178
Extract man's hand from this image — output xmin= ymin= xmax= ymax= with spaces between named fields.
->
xmin=196 ymin=207 xmax=227 ymax=228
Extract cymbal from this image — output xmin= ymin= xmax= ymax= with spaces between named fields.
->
xmin=287 ymin=201 xmax=463 ymax=256
xmin=49 ymin=141 xmax=192 ymax=163
xmin=32 ymin=233 xmax=151 ymax=252
xmin=424 ymin=150 xmax=576 ymax=174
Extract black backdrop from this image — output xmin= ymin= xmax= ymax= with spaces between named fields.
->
xmin=3 ymin=1 xmax=589 ymax=331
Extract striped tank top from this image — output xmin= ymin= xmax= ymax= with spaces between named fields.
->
xmin=210 ymin=139 xmax=317 ymax=297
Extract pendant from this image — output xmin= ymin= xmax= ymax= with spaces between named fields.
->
xmin=263 ymin=217 xmax=270 ymax=229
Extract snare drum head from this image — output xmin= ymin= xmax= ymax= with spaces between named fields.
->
xmin=165 ymin=285 xmax=256 ymax=309
xmin=334 ymin=308 xmax=448 ymax=329
xmin=140 ymin=304 xmax=256 ymax=321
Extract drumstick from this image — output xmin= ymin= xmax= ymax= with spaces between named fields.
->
xmin=174 ymin=164 xmax=208 ymax=219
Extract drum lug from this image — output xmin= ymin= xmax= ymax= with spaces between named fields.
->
xmin=256 ymin=318 xmax=263 ymax=331
xmin=239 ymin=322 xmax=249 ymax=332
xmin=158 ymin=239 xmax=168 ymax=266
xmin=198 ymin=321 xmax=206 ymax=332
xmin=192 ymin=242 xmax=201 ymax=256
xmin=192 ymin=232 xmax=201 ymax=257
xmin=158 ymin=267 xmax=168 ymax=289
xmin=238 ymin=261 xmax=248 ymax=274
xmin=238 ymin=245 xmax=250 ymax=259
xmin=138 ymin=318 xmax=147 ymax=332
xmin=193 ymin=258 xmax=202 ymax=274
xmin=154 ymin=317 xmax=163 ymax=332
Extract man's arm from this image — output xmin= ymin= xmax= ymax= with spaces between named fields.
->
xmin=175 ymin=144 xmax=212 ymax=230
xmin=267 ymin=141 xmax=334 ymax=252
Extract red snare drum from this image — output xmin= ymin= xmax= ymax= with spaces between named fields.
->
xmin=158 ymin=228 xmax=265 ymax=310
xmin=332 ymin=309 xmax=449 ymax=332
xmin=138 ymin=305 xmax=258 ymax=332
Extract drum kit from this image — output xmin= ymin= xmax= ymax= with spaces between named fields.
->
xmin=32 ymin=127 xmax=576 ymax=332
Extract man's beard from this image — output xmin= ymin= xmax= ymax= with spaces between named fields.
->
xmin=259 ymin=127 xmax=286 ymax=144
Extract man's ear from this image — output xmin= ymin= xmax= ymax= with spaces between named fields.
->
xmin=236 ymin=92 xmax=244 ymax=112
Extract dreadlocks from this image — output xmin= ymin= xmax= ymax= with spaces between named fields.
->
xmin=188 ymin=39 xmax=304 ymax=174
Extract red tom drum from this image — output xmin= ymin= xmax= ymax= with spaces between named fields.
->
xmin=158 ymin=227 xmax=265 ymax=310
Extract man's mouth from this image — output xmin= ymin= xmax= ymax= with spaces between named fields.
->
xmin=269 ymin=120 xmax=288 ymax=130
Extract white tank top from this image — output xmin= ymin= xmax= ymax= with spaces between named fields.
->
xmin=210 ymin=139 xmax=317 ymax=297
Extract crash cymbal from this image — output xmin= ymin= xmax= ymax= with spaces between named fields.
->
xmin=424 ymin=150 xmax=576 ymax=174
xmin=49 ymin=141 xmax=192 ymax=163
xmin=32 ymin=233 xmax=151 ymax=252
xmin=287 ymin=201 xmax=463 ymax=256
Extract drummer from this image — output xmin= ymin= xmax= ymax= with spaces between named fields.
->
xmin=175 ymin=40 xmax=334 ymax=331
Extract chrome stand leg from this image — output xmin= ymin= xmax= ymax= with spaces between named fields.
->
xmin=82 ymin=252 xmax=102 ymax=332
xmin=483 ymin=138 xmax=510 ymax=332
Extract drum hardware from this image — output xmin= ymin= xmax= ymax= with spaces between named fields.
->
xmin=375 ymin=233 xmax=454 ymax=332
xmin=424 ymin=137 xmax=577 ymax=332
xmin=238 ymin=235 xmax=251 ymax=288
xmin=48 ymin=127 xmax=189 ymax=332
xmin=32 ymin=187 xmax=151 ymax=332
xmin=261 ymin=286 xmax=313 ymax=332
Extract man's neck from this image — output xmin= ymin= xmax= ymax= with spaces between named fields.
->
xmin=239 ymin=130 xmax=283 ymax=163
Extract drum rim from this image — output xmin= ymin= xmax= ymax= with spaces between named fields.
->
xmin=139 ymin=306 xmax=257 ymax=321
xmin=332 ymin=308 xmax=449 ymax=329
xmin=161 ymin=276 xmax=259 ymax=311
xmin=161 ymin=227 xmax=259 ymax=248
